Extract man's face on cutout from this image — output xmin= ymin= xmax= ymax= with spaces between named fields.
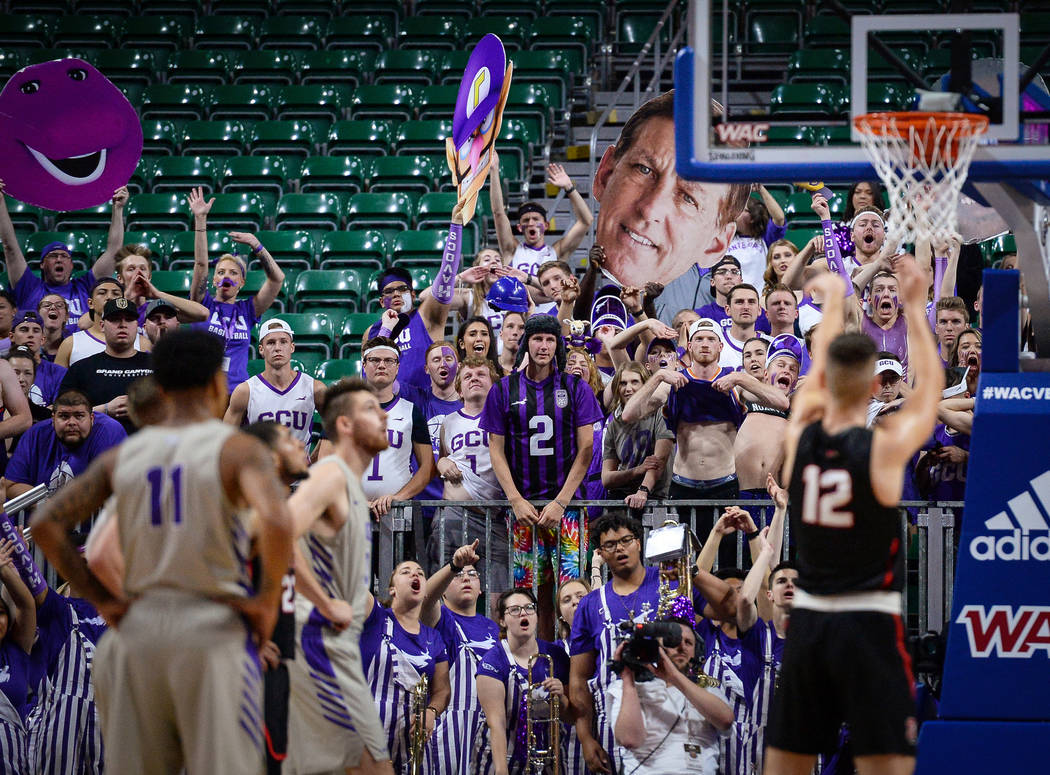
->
xmin=592 ymin=116 xmax=736 ymax=288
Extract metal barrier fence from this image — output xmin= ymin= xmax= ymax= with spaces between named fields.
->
xmin=385 ymin=498 xmax=963 ymax=635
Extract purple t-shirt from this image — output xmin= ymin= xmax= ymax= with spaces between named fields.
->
xmin=479 ymin=369 xmax=604 ymax=501
xmin=5 ymin=413 xmax=126 ymax=491
xmin=367 ymin=308 xmax=433 ymax=392
xmin=360 ymin=599 xmax=449 ymax=681
xmin=194 ymin=292 xmax=259 ymax=393
xmin=569 ymin=566 xmax=664 ymax=658
xmin=12 ymin=269 xmax=96 ymax=319
xmin=32 ymin=358 xmax=67 ymax=406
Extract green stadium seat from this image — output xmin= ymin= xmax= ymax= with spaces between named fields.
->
xmin=545 ymin=0 xmax=603 ymax=32
xmin=510 ymin=50 xmax=571 ymax=109
xmin=505 ymin=83 xmax=555 ymax=140
xmin=1021 ymin=13 xmax=1050 ymax=47
xmin=351 ymin=85 xmax=418 ymax=122
xmin=3 ymin=198 xmax=44 ymax=233
xmin=784 ymin=226 xmax=819 ymax=251
xmin=229 ymin=51 xmax=299 ymax=85
xmin=414 ymin=0 xmax=474 ymax=22
xmin=0 ymin=50 xmax=25 ymax=81
xmin=374 ymin=50 xmax=439 ymax=86
xmin=316 ymin=356 xmax=362 ymax=381
xmin=138 ymin=0 xmax=202 ymax=22
xmin=120 ymin=16 xmax=185 ymax=50
xmin=325 ymin=16 xmax=392 ymax=52
xmin=617 ymin=12 xmax=672 ymax=56
xmin=167 ymin=229 xmax=226 ymax=270
xmin=787 ymin=49 xmax=849 ymax=85
xmin=141 ymin=120 xmax=184 ymax=156
xmin=984 ymin=233 xmax=1017 ymax=263
xmin=54 ymin=204 xmax=117 ymax=231
xmin=141 ymin=84 xmax=210 ymax=121
xmin=207 ymin=84 xmax=274 ymax=121
xmin=397 ymin=15 xmax=460 ymax=51
xmin=90 ymin=50 xmax=164 ymax=86
xmin=394 ymin=120 xmax=453 ymax=155
xmin=327 ymin=119 xmax=394 ymax=156
xmin=816 ymin=126 xmax=853 ymax=146
xmin=24 ymin=48 xmax=88 ymax=67
xmin=407 ymin=265 xmax=438 ymax=295
xmin=180 ymin=120 xmax=249 ymax=156
xmin=346 ymin=192 xmax=418 ymax=231
xmin=746 ymin=16 xmax=800 ymax=54
xmin=293 ymin=269 xmax=364 ymax=311
xmin=418 ymin=85 xmax=459 ymax=121
xmin=150 ymin=269 xmax=194 ymax=297
xmin=260 ymin=312 xmax=334 ymax=357
xmin=869 ymin=47 xmax=928 ymax=82
xmin=783 ymin=190 xmax=844 ymax=227
xmin=151 ymin=155 xmax=221 ymax=193
xmin=300 ymin=156 xmax=371 ymax=194
xmin=276 ymin=85 xmax=348 ymax=122
xmin=167 ymin=50 xmax=231 ymax=84
xmin=318 ymin=230 xmax=387 ymax=270
xmin=769 ymin=83 xmax=846 ymax=117
xmin=26 ymin=231 xmax=99 ymax=268
xmin=298 ymin=50 xmax=374 ymax=87
xmin=463 ymin=17 xmax=525 ymax=51
xmin=859 ymin=82 xmax=911 ymax=111
xmin=126 ymin=193 xmax=191 ymax=231
xmin=258 ymin=16 xmax=325 ymax=50
xmin=338 ymin=0 xmax=402 ymax=26
xmin=437 ymin=50 xmax=470 ymax=84
xmin=496 ymin=116 xmax=534 ymax=179
xmin=249 ymin=120 xmax=318 ymax=157
xmin=479 ymin=0 xmax=542 ymax=20
xmin=247 ymin=358 xmax=265 ymax=377
xmin=275 ymin=193 xmax=346 ymax=231
xmin=129 ymin=156 xmax=157 ymax=193
xmin=367 ymin=156 xmax=437 ymax=195
xmin=765 ymin=126 xmax=818 ymax=146
xmin=193 ymin=16 xmax=257 ymax=49
xmin=208 ymin=192 xmax=273 ymax=230
xmin=391 ymin=230 xmax=450 ymax=267
xmin=0 ymin=15 xmax=55 ymax=48
xmin=209 ymin=0 xmax=271 ymax=18
xmin=118 ymin=82 xmax=144 ymax=107
xmin=52 ymin=17 xmax=117 ymax=48
xmin=274 ymin=0 xmax=339 ymax=19
xmin=220 ymin=156 xmax=297 ymax=198
xmin=249 ymin=230 xmax=316 ymax=271
xmin=804 ymin=16 xmax=849 ymax=48
xmin=121 ymin=230 xmax=171 ymax=268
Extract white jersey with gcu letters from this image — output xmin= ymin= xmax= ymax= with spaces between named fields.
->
xmin=510 ymin=242 xmax=556 ymax=278
xmin=244 ymin=371 xmax=315 ymax=445
xmin=442 ymin=409 xmax=501 ymax=500
xmin=362 ymin=396 xmax=414 ymax=500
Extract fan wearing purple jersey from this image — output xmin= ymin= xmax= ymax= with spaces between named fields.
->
xmin=0 ymin=538 xmax=36 ymax=774
xmin=569 ymin=514 xmax=739 ymax=774
xmin=0 ymin=181 xmax=127 ymax=319
xmin=556 ymin=579 xmax=591 ymax=775
xmin=187 ymin=187 xmax=284 ymax=394
xmin=360 ymin=561 xmax=451 ymax=774
xmin=479 ymin=314 xmax=603 ymax=638
xmin=475 ymin=588 xmax=571 ymax=775
xmin=423 ymin=540 xmax=501 ymax=775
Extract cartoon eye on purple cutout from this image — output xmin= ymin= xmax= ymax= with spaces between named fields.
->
xmin=0 ymin=58 xmax=143 ymax=212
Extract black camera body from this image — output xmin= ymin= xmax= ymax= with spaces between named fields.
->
xmin=610 ymin=621 xmax=682 ymax=682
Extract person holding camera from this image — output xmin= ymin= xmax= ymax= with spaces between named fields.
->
xmin=608 ymin=609 xmax=733 ymax=774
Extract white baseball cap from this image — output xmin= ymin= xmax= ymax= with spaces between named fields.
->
xmin=874 ymin=357 xmax=903 ymax=377
xmin=259 ymin=318 xmax=294 ymax=343
xmin=688 ymin=318 xmax=723 ymax=341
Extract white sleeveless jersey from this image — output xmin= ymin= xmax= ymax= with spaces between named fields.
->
xmin=510 ymin=241 xmax=557 ymax=278
xmin=362 ymin=396 xmax=415 ymax=500
xmin=69 ymin=328 xmax=143 ymax=366
xmin=245 ymin=370 xmax=315 ymax=445
xmin=113 ymin=420 xmax=252 ymax=599
xmin=798 ymin=299 xmax=824 ymax=335
xmin=442 ymin=409 xmax=501 ymax=500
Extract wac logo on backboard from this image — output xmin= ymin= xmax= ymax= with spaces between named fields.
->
xmin=956 ymin=605 xmax=1050 ymax=658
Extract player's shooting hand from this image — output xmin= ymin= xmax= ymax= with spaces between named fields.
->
xmin=510 ymin=496 xmax=539 ymax=527
xmin=259 ymin=640 xmax=281 ymax=671
xmin=453 ymin=539 xmax=481 ymax=568
xmin=538 ymin=500 xmax=565 ymax=529
xmin=766 ymin=473 xmax=788 ymax=510
xmin=323 ymin=598 xmax=354 ymax=632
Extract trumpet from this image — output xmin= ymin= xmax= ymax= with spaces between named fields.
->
xmin=526 ymin=653 xmax=560 ymax=775
xmin=409 ymin=673 xmax=429 ymax=775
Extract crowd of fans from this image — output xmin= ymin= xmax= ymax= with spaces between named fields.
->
xmin=0 ymin=84 xmax=1010 ymax=773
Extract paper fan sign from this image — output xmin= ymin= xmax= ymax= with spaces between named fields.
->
xmin=0 ymin=58 xmax=143 ymax=211
xmin=446 ymin=34 xmax=513 ymax=225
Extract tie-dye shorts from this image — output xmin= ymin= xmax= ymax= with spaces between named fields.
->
xmin=512 ymin=507 xmax=585 ymax=588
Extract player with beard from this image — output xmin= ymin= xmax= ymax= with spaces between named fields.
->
xmin=622 ymin=318 xmax=743 ymax=568
xmin=860 ymin=271 xmax=909 ymax=378
xmin=423 ymin=540 xmax=501 ymax=775
xmin=284 ymin=377 xmax=396 ymax=774
xmin=765 ymin=260 xmax=942 ymax=775
xmin=849 ymin=206 xmax=889 ymax=268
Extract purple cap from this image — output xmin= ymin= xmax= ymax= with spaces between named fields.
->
xmin=40 ymin=241 xmax=71 ymax=258
xmin=12 ymin=310 xmax=43 ymax=329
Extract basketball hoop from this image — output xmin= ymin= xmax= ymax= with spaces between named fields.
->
xmin=853 ymin=111 xmax=989 ymax=247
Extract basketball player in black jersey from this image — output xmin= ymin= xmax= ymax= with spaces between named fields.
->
xmin=765 ymin=259 xmax=943 ymax=775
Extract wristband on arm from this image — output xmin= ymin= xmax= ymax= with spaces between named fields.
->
xmin=0 ymin=512 xmax=47 ymax=597
xmin=821 ymin=218 xmax=854 ymax=297
xmin=432 ymin=222 xmax=463 ymax=305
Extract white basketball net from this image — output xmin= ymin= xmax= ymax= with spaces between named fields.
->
xmin=854 ymin=113 xmax=988 ymax=248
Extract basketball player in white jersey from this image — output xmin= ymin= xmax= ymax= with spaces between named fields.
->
xmin=32 ymin=329 xmax=294 ymax=775
xmin=283 ymin=376 xmax=395 ymax=775
xmin=224 ymin=318 xmax=326 ymax=447
xmin=490 ymin=155 xmax=592 ymax=285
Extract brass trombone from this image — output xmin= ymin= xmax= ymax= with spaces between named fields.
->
xmin=526 ymin=653 xmax=560 ymax=775
xmin=409 ymin=673 xmax=429 ymax=775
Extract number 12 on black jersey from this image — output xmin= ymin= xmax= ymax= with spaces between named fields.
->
xmin=801 ymin=464 xmax=855 ymax=529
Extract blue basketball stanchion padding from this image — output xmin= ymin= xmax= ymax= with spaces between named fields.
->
xmin=915 ymin=269 xmax=1050 ymax=773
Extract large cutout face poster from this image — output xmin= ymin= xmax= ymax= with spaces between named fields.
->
xmin=0 ymin=58 xmax=143 ymax=211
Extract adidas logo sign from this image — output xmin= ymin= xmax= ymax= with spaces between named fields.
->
xmin=969 ymin=470 xmax=1050 ymax=562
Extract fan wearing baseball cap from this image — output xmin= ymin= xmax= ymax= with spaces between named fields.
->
xmin=57 ymin=297 xmax=153 ymax=434
xmin=867 ymin=352 xmax=906 ymax=427
xmin=224 ymin=318 xmax=325 ymax=449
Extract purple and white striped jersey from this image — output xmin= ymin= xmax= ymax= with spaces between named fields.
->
xmin=479 ymin=370 xmax=603 ymax=501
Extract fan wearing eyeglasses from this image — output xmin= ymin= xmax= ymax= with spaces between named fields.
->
xmin=475 ymin=588 xmax=572 ymax=775
xmin=422 ymin=540 xmax=501 ymax=775
xmin=695 ymin=256 xmax=771 ymax=338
